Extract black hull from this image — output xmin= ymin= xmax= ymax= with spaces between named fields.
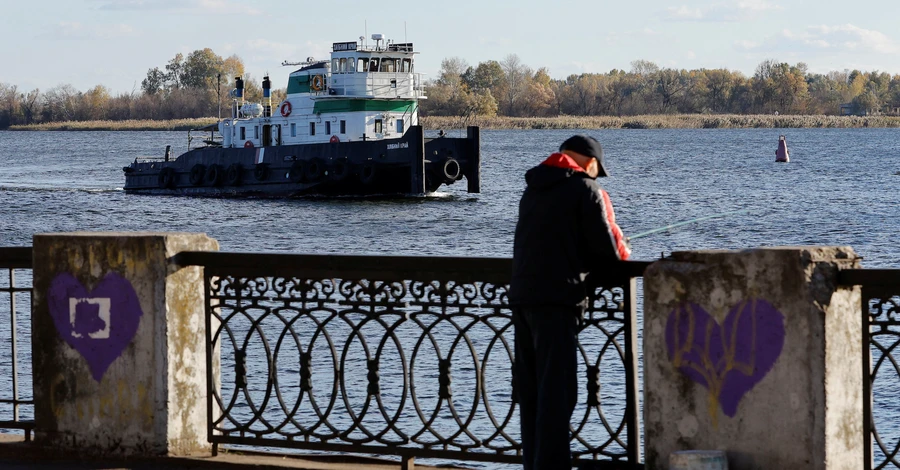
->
xmin=123 ymin=126 xmax=480 ymax=197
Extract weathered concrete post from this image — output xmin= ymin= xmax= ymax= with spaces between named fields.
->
xmin=31 ymin=232 xmax=219 ymax=456
xmin=643 ymin=247 xmax=862 ymax=470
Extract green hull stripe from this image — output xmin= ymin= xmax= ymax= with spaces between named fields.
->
xmin=313 ymin=100 xmax=416 ymax=113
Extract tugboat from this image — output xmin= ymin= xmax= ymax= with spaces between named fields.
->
xmin=123 ymin=34 xmax=480 ymax=196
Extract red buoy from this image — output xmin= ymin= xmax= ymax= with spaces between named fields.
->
xmin=775 ymin=135 xmax=790 ymax=162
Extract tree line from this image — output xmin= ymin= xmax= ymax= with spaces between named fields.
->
xmin=420 ymin=56 xmax=900 ymax=118
xmin=0 ymin=48 xmax=286 ymax=129
xmin=2 ymin=49 xmax=899 ymax=129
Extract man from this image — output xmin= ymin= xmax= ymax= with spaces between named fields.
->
xmin=509 ymin=135 xmax=630 ymax=470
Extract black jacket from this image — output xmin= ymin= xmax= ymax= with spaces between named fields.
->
xmin=509 ymin=153 xmax=630 ymax=308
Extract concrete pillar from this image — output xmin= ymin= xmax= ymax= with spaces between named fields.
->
xmin=643 ymin=247 xmax=862 ymax=470
xmin=31 ymin=232 xmax=218 ymax=456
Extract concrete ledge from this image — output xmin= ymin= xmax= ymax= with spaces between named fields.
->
xmin=0 ymin=435 xmax=467 ymax=469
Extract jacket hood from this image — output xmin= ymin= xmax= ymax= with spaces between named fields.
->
xmin=524 ymin=153 xmax=588 ymax=190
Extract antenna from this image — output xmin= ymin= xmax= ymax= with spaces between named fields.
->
xmin=405 ymin=21 xmax=407 ymax=43
xmin=365 ymin=20 xmax=367 ymax=48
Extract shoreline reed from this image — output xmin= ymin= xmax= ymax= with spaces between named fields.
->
xmin=6 ymin=114 xmax=900 ymax=131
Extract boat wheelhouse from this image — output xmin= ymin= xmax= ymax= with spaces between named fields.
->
xmin=123 ymin=34 xmax=480 ymax=197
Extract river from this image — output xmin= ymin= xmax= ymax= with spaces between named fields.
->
xmin=1 ymin=128 xmax=898 ymax=467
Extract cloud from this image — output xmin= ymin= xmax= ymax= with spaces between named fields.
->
xmin=737 ymin=24 xmax=900 ymax=55
xmin=95 ymin=0 xmax=260 ymax=15
xmin=605 ymin=28 xmax=663 ymax=46
xmin=665 ymin=0 xmax=781 ymax=22
xmin=40 ymin=22 xmax=136 ymax=40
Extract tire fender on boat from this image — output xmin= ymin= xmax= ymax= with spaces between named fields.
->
xmin=244 ymin=140 xmax=254 ymax=148
xmin=158 ymin=167 xmax=176 ymax=189
xmin=442 ymin=157 xmax=462 ymax=184
xmin=254 ymin=163 xmax=269 ymax=182
xmin=280 ymin=101 xmax=292 ymax=117
xmin=330 ymin=158 xmax=350 ymax=182
xmin=225 ymin=163 xmax=242 ymax=186
xmin=205 ymin=164 xmax=224 ymax=186
xmin=330 ymin=135 xmax=340 ymax=143
xmin=189 ymin=164 xmax=206 ymax=186
xmin=306 ymin=158 xmax=325 ymax=181
xmin=289 ymin=160 xmax=306 ymax=184
xmin=359 ymin=161 xmax=377 ymax=185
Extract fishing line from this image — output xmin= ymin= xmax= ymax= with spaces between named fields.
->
xmin=628 ymin=209 xmax=750 ymax=241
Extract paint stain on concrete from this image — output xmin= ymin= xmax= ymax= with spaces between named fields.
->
xmin=666 ymin=298 xmax=785 ymax=423
xmin=47 ymin=272 xmax=143 ymax=382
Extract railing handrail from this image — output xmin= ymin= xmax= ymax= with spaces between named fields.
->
xmin=174 ymin=251 xmax=652 ymax=283
xmin=0 ymin=247 xmax=32 ymax=269
xmin=838 ymin=268 xmax=900 ymax=287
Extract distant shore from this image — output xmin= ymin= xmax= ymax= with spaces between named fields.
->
xmin=7 ymin=114 xmax=900 ymax=131
xmin=423 ymin=114 xmax=900 ymax=129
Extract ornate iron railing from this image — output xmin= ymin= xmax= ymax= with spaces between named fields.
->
xmin=840 ymin=269 xmax=900 ymax=470
xmin=0 ymin=247 xmax=34 ymax=440
xmin=176 ymin=251 xmax=649 ymax=468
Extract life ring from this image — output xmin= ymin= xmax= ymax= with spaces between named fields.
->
xmin=189 ymin=164 xmax=206 ymax=186
xmin=306 ymin=158 xmax=325 ymax=181
xmin=254 ymin=163 xmax=269 ymax=182
xmin=244 ymin=140 xmax=254 ymax=148
xmin=157 ymin=167 xmax=176 ymax=189
xmin=311 ymin=75 xmax=324 ymax=91
xmin=280 ymin=101 xmax=292 ymax=117
xmin=225 ymin=163 xmax=242 ymax=186
xmin=359 ymin=161 xmax=377 ymax=185
xmin=204 ymin=164 xmax=223 ymax=186
xmin=330 ymin=135 xmax=340 ymax=143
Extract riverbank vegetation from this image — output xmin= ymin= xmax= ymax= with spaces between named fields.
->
xmin=422 ymin=114 xmax=900 ymax=129
xmin=2 ymin=48 xmax=899 ymax=130
xmin=13 ymin=114 xmax=899 ymax=131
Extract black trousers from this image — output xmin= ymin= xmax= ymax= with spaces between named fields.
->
xmin=513 ymin=305 xmax=580 ymax=470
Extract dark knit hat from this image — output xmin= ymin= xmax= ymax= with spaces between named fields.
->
xmin=559 ymin=135 xmax=609 ymax=177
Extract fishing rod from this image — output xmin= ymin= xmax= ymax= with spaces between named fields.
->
xmin=628 ymin=209 xmax=750 ymax=241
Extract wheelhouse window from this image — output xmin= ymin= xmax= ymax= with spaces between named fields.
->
xmin=340 ymin=120 xmax=346 ymax=134
xmin=339 ymin=58 xmax=347 ymax=73
xmin=255 ymin=126 xmax=259 ymax=139
xmin=380 ymin=59 xmax=397 ymax=73
xmin=290 ymin=123 xmax=296 ymax=137
xmin=358 ymin=58 xmax=369 ymax=72
xmin=396 ymin=119 xmax=404 ymax=133
xmin=368 ymin=58 xmax=379 ymax=71
xmin=309 ymin=122 xmax=316 ymax=136
xmin=240 ymin=127 xmax=246 ymax=140
xmin=374 ymin=119 xmax=383 ymax=134
xmin=325 ymin=121 xmax=331 ymax=135
xmin=402 ymin=59 xmax=412 ymax=73
xmin=332 ymin=59 xmax=339 ymax=73
xmin=347 ymin=58 xmax=356 ymax=73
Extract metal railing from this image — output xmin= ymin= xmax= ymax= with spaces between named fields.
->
xmin=177 ymin=251 xmax=649 ymax=468
xmin=840 ymin=269 xmax=900 ymax=470
xmin=0 ymin=247 xmax=34 ymax=440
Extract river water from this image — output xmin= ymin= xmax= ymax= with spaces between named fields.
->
xmin=1 ymin=128 xmax=898 ymax=466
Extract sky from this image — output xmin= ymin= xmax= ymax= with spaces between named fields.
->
xmin=2 ymin=0 xmax=899 ymax=94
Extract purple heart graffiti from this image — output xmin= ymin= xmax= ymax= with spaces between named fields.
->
xmin=47 ymin=272 xmax=143 ymax=382
xmin=665 ymin=299 xmax=785 ymax=418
